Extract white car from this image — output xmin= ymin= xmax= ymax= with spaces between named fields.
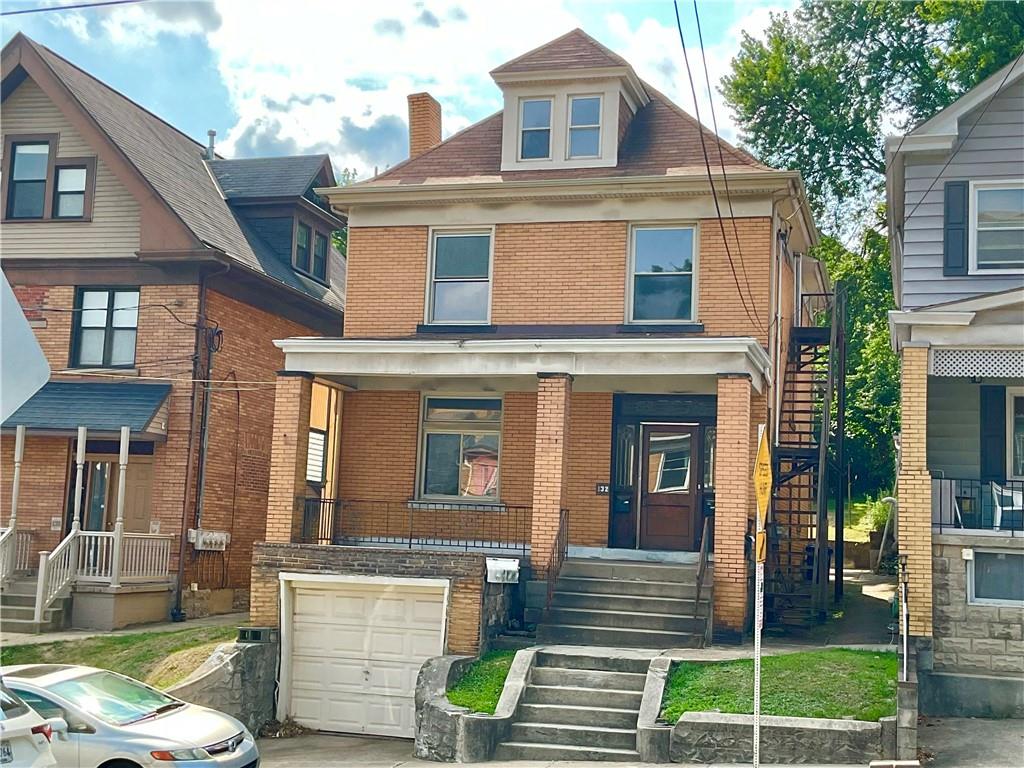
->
xmin=0 ymin=681 xmax=57 ymax=768
xmin=2 ymin=665 xmax=259 ymax=768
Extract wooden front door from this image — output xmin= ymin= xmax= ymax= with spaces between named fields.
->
xmin=639 ymin=424 xmax=698 ymax=550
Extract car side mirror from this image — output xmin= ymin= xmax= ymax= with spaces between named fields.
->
xmin=47 ymin=717 xmax=69 ymax=740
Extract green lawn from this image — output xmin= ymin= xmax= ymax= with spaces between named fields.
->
xmin=446 ymin=650 xmax=516 ymax=715
xmin=661 ymin=648 xmax=896 ymax=723
xmin=0 ymin=626 xmax=236 ymax=690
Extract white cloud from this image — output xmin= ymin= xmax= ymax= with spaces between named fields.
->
xmin=70 ymin=0 xmax=793 ymax=176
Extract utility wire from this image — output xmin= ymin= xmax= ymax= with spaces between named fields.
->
xmin=672 ymin=0 xmax=763 ymax=331
xmin=903 ymin=48 xmax=1024 ymax=226
xmin=2 ymin=0 xmax=147 ymax=16
xmin=691 ymin=0 xmax=762 ymax=329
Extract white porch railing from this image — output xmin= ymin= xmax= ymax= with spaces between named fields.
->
xmin=34 ymin=532 xmax=79 ymax=622
xmin=0 ymin=528 xmax=35 ymax=587
xmin=120 ymin=533 xmax=174 ymax=583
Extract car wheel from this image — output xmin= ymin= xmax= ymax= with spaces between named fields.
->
xmin=100 ymin=761 xmax=141 ymax=768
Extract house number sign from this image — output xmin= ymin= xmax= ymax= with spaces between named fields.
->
xmin=595 ymin=483 xmax=610 ymax=495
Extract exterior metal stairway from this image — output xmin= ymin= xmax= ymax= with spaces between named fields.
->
xmin=768 ymin=288 xmax=847 ymax=627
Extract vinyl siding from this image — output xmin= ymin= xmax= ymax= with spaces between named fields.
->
xmin=900 ymin=78 xmax=1024 ymax=309
xmin=0 ymin=77 xmax=141 ymax=259
xmin=927 ymin=377 xmax=980 ymax=478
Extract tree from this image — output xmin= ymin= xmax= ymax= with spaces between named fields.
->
xmin=330 ymin=167 xmax=359 ymax=257
xmin=722 ymin=1 xmax=1024 ymax=230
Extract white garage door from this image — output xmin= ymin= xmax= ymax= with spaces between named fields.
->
xmin=288 ymin=580 xmax=446 ymax=738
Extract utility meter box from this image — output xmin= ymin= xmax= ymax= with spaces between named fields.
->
xmin=188 ymin=528 xmax=231 ymax=551
xmin=486 ymin=557 xmax=520 ymax=584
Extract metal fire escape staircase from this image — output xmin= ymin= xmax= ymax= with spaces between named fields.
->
xmin=768 ymin=286 xmax=847 ymax=628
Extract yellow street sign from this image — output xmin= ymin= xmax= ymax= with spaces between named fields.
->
xmin=753 ymin=425 xmax=772 ymax=526
xmin=756 ymin=530 xmax=767 ymax=564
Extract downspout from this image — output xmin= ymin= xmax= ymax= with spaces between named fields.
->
xmin=171 ymin=260 xmax=230 ymax=622
xmin=770 ymin=195 xmax=785 ymax=446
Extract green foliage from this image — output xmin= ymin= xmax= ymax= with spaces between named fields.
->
xmin=814 ymin=225 xmax=900 ymax=494
xmin=660 ymin=649 xmax=897 ymax=723
xmin=446 ymin=650 xmax=516 ymax=715
xmin=722 ymin=0 xmax=1024 ymax=227
xmin=0 ymin=626 xmax=236 ymax=689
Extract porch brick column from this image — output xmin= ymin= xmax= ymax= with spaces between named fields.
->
xmin=531 ymin=373 xmax=572 ymax=571
xmin=897 ymin=344 xmax=933 ymax=637
xmin=266 ymin=371 xmax=314 ymax=544
xmin=713 ymin=374 xmax=753 ymax=640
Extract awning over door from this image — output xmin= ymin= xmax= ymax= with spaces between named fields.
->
xmin=1 ymin=381 xmax=172 ymax=440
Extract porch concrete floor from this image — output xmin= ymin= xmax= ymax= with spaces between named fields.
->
xmin=919 ymin=716 xmax=1024 ymax=767
xmin=257 ymin=733 xmax=869 ymax=767
xmin=0 ymin=611 xmax=248 ymax=647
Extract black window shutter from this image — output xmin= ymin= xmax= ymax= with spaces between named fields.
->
xmin=943 ymin=180 xmax=969 ymax=276
xmin=979 ymin=385 xmax=1006 ymax=482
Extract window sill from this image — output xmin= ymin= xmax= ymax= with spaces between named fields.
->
xmin=407 ymin=499 xmax=507 ymax=512
xmin=1 ymin=216 xmax=92 ymax=224
xmin=617 ymin=323 xmax=704 ymax=334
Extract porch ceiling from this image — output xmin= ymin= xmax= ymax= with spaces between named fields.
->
xmin=275 ymin=336 xmax=771 ymax=393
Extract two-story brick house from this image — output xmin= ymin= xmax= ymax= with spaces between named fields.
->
xmin=0 ymin=34 xmax=345 ymax=631
xmin=887 ymin=54 xmax=1024 ymax=720
xmin=249 ymin=29 xmax=832 ymax=742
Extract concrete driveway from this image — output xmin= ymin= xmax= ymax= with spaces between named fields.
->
xmin=919 ymin=716 xmax=1024 ymax=767
xmin=256 ymin=733 xmax=867 ymax=768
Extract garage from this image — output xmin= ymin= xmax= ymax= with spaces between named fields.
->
xmin=281 ymin=575 xmax=448 ymax=738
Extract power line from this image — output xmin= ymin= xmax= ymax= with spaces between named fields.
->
xmin=903 ymin=48 xmax=1024 ymax=226
xmin=2 ymin=0 xmax=147 ymax=16
xmin=691 ymin=0 xmax=762 ymax=329
xmin=672 ymin=0 xmax=763 ymax=331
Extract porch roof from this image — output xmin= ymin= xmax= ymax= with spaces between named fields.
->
xmin=1 ymin=380 xmax=172 ymax=440
xmin=275 ymin=336 xmax=771 ymax=393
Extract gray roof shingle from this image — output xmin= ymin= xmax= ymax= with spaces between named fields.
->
xmin=2 ymin=381 xmax=172 ymax=435
xmin=207 ymin=156 xmax=330 ymax=199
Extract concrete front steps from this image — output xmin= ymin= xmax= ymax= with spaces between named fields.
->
xmin=0 ymin=574 xmax=70 ymax=634
xmin=494 ymin=650 xmax=647 ymax=762
xmin=536 ymin=558 xmax=710 ymax=648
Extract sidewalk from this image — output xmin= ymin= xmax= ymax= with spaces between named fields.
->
xmin=0 ymin=611 xmax=248 ymax=647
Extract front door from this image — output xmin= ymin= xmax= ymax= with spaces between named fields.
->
xmin=639 ymin=424 xmax=698 ymax=550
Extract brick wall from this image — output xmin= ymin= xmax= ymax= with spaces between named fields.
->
xmin=897 ymin=345 xmax=934 ymax=637
xmin=531 ymin=375 xmax=572 ymax=569
xmin=408 ymin=93 xmax=442 ymax=157
xmin=266 ymin=374 xmax=313 ymax=545
xmin=566 ymin=392 xmax=612 ymax=546
xmin=713 ymin=375 xmax=754 ymax=638
xmin=343 ymin=218 xmax=772 ymax=338
xmin=250 ymin=542 xmax=488 ymax=654
xmin=0 ymin=436 xmax=70 ymax=555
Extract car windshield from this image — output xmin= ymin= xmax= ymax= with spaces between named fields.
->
xmin=48 ymin=671 xmax=180 ymax=726
xmin=0 ymin=682 xmax=30 ymax=720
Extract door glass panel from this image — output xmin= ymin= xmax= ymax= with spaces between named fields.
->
xmin=647 ymin=432 xmax=691 ymax=493
xmin=85 ymin=462 xmax=110 ymax=530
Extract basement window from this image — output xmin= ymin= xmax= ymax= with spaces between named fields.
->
xmin=968 ymin=550 xmax=1024 ymax=605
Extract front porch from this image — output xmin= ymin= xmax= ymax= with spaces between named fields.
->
xmin=262 ymin=335 xmax=770 ymax=643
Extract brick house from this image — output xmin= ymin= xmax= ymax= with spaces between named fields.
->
xmin=887 ymin=55 xmax=1024 ymax=720
xmin=250 ymin=29 xmax=835 ymax=738
xmin=0 ymin=33 xmax=345 ymax=631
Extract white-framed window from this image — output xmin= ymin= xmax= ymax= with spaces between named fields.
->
xmin=628 ymin=225 xmax=697 ymax=323
xmin=519 ymin=98 xmax=552 ymax=160
xmin=970 ymin=180 xmax=1024 ymax=273
xmin=567 ymin=95 xmax=601 ymax=159
xmin=1009 ymin=387 xmax=1024 ymax=480
xmin=418 ymin=396 xmax=502 ymax=501
xmin=968 ymin=549 xmax=1024 ymax=605
xmin=427 ymin=229 xmax=492 ymax=324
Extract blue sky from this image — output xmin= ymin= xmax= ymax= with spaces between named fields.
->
xmin=2 ymin=0 xmax=793 ymax=178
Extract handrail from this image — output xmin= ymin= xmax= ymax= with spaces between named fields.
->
xmin=34 ymin=530 xmax=80 ymax=623
xmin=0 ymin=527 xmax=15 ymax=587
xmin=545 ymin=508 xmax=570 ymax=613
xmin=694 ymin=515 xmax=713 ymax=608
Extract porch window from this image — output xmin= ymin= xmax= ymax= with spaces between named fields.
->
xmin=428 ymin=230 xmax=492 ymax=324
xmin=420 ymin=396 xmax=501 ymax=501
xmin=71 ymin=288 xmax=139 ymax=368
xmin=969 ymin=551 xmax=1024 ymax=605
xmin=519 ymin=98 xmax=552 ymax=160
xmin=629 ymin=225 xmax=696 ymax=322
xmin=1010 ymin=388 xmax=1024 ymax=480
xmin=971 ymin=182 xmax=1024 ymax=271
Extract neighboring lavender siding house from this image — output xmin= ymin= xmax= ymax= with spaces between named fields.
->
xmin=887 ymin=55 xmax=1024 ymax=720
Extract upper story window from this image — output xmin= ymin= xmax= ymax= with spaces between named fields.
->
xmin=7 ymin=142 xmax=50 ymax=219
xmin=428 ymin=230 xmax=492 ymax=324
xmin=519 ymin=99 xmax=552 ymax=160
xmin=971 ymin=182 xmax=1024 ymax=272
xmin=568 ymin=96 xmax=601 ymax=159
xmin=295 ymin=223 xmax=311 ymax=273
xmin=54 ymin=165 xmax=87 ymax=219
xmin=420 ymin=396 xmax=501 ymax=501
xmin=629 ymin=225 xmax=696 ymax=323
xmin=72 ymin=288 xmax=139 ymax=368
xmin=313 ymin=232 xmax=329 ymax=282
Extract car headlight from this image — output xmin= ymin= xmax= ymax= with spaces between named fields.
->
xmin=150 ymin=747 xmax=211 ymax=761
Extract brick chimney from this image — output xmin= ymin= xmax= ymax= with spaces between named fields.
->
xmin=407 ymin=92 xmax=441 ymax=158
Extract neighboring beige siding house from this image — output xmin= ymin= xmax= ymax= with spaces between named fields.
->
xmin=887 ymin=54 xmax=1024 ymax=719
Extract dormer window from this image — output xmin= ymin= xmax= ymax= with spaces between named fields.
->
xmin=296 ymin=223 xmax=311 ymax=272
xmin=568 ymin=96 xmax=601 ymax=159
xmin=519 ymin=99 xmax=552 ymax=160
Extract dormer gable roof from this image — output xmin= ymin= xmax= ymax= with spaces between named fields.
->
xmin=208 ymin=155 xmax=335 ymax=200
xmin=490 ymin=28 xmax=631 ymax=76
